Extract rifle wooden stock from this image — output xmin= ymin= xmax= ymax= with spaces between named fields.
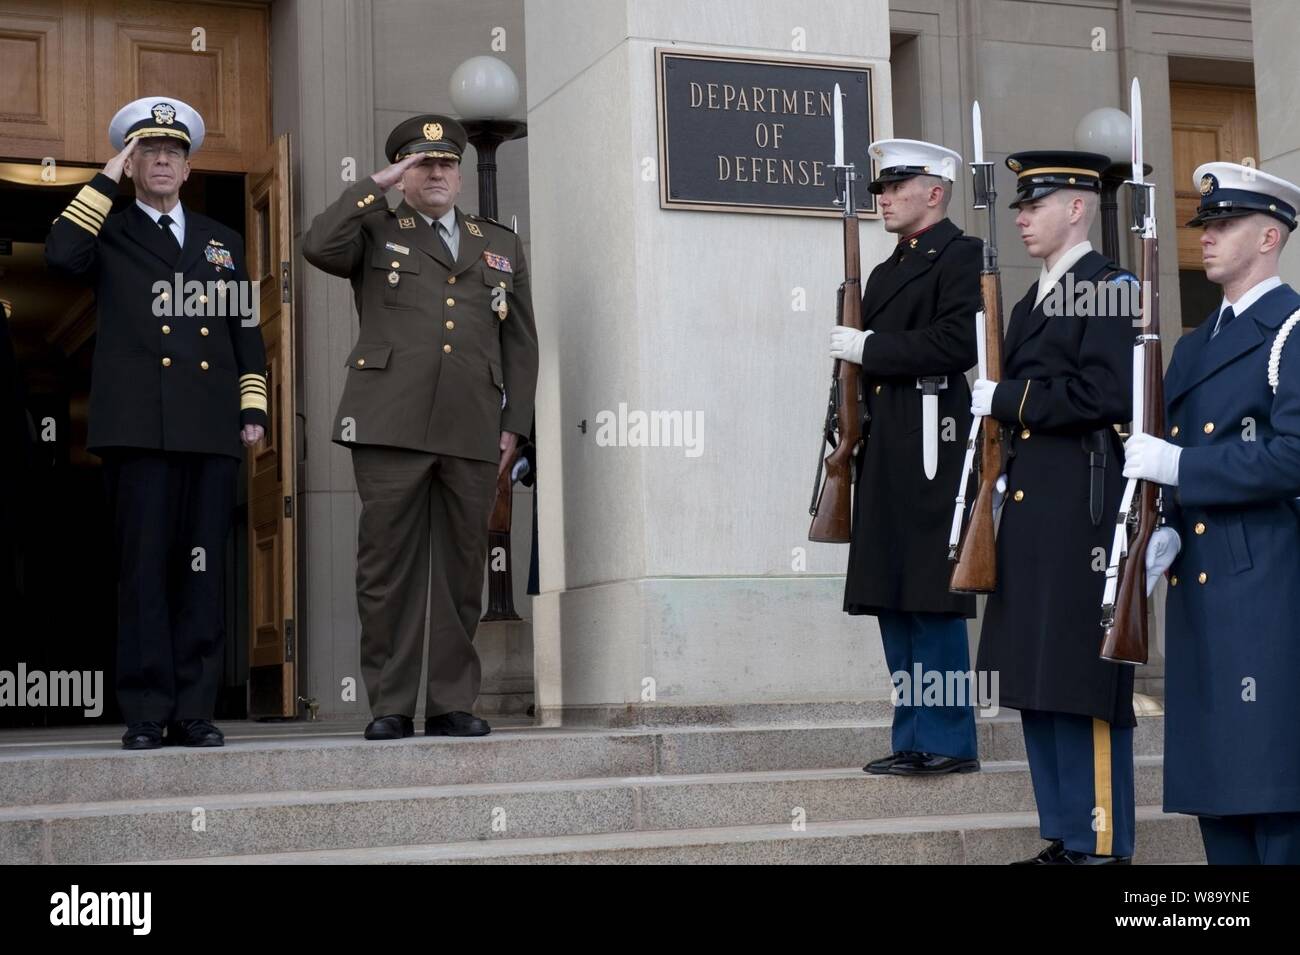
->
xmin=1101 ymin=238 xmax=1162 ymax=664
xmin=809 ymin=214 xmax=864 ymax=543
xmin=482 ymin=450 xmax=522 ymax=622
xmin=950 ymin=271 xmax=1005 ymax=592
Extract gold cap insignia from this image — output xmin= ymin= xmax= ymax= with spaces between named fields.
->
xmin=872 ymin=146 xmax=884 ymax=158
xmin=151 ymin=102 xmax=176 ymax=125
xmin=1199 ymin=174 xmax=1215 ymax=196
xmin=1007 ymin=158 xmax=1022 ymax=172
xmin=423 ymin=122 xmax=443 ymax=142
xmin=465 ymin=221 xmax=483 ymax=237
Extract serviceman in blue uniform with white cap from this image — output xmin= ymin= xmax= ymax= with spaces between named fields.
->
xmin=45 ymin=96 xmax=268 ymax=750
xmin=1124 ymin=161 xmax=1300 ymax=864
xmin=829 ymin=139 xmax=983 ymax=777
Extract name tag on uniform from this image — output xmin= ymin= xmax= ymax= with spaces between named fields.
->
xmin=205 ymin=242 xmax=235 ymax=270
xmin=385 ymin=241 xmax=410 ymax=255
xmin=483 ymin=251 xmax=513 ymax=273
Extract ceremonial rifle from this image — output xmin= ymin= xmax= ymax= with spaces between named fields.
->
xmin=1100 ymin=77 xmax=1164 ymax=665
xmin=948 ymin=100 xmax=1006 ymax=592
xmin=809 ymin=82 xmax=866 ymax=543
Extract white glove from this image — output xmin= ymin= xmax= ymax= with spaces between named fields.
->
xmin=993 ymin=473 xmax=1007 ymax=514
xmin=1123 ymin=433 xmax=1182 ymax=486
xmin=1145 ymin=526 xmax=1181 ymax=596
xmin=971 ymin=378 xmax=997 ymax=417
xmin=829 ymin=326 xmax=873 ymax=365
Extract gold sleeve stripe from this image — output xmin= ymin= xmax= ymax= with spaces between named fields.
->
xmin=74 ymin=184 xmax=113 ymax=216
xmin=1091 ymin=719 xmax=1114 ymax=857
xmin=68 ymin=197 xmax=105 ymax=226
xmin=240 ymin=375 xmax=269 ymax=409
xmin=60 ymin=207 xmax=102 ymax=235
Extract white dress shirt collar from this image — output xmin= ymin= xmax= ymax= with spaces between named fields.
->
xmin=1215 ymin=275 xmax=1283 ymax=332
xmin=1033 ymin=240 xmax=1093 ymax=308
xmin=136 ymin=199 xmax=185 ymax=244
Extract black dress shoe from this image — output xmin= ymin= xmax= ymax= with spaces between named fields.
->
xmin=364 ymin=715 xmax=415 ymax=740
xmin=863 ymin=751 xmax=917 ymax=775
xmin=425 ymin=711 xmax=491 ymax=737
xmin=1051 ymin=849 xmax=1131 ymax=865
xmin=888 ymin=752 xmax=980 ymax=775
xmin=121 ymin=721 xmax=165 ymax=750
xmin=166 ymin=719 xmax=225 ymax=747
xmin=1011 ymin=839 xmax=1066 ymax=865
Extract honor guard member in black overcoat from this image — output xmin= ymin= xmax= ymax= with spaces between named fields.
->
xmin=45 ymin=98 xmax=269 ymax=750
xmin=828 ymin=139 xmax=982 ymax=776
xmin=1124 ymin=163 xmax=1300 ymax=864
xmin=303 ymin=116 xmax=538 ymax=741
xmin=971 ymin=151 xmax=1138 ymax=863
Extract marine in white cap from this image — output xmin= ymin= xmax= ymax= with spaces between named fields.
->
xmin=1122 ymin=161 xmax=1300 ymax=864
xmin=827 ymin=137 xmax=986 ymax=779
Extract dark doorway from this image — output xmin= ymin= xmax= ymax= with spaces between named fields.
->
xmin=0 ymin=163 xmax=251 ymax=728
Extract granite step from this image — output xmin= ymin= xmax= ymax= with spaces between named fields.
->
xmin=0 ymin=716 xmax=1165 ymax=807
xmin=0 ymin=756 xmax=1165 ymax=864
xmin=153 ymin=805 xmax=1203 ymax=865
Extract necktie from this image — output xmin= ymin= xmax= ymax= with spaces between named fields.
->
xmin=157 ymin=214 xmax=181 ymax=253
xmin=438 ymin=221 xmax=457 ymax=262
xmin=1214 ymin=305 xmax=1236 ymax=338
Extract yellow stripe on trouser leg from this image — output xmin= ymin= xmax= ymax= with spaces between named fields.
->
xmin=1092 ymin=718 xmax=1113 ymax=856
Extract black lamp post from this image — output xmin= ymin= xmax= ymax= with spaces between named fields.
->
xmin=461 ymin=120 xmax=528 ymax=221
xmin=451 ymin=57 xmax=530 ymax=622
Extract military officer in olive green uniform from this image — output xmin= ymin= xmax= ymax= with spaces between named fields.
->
xmin=303 ymin=115 xmax=538 ymax=740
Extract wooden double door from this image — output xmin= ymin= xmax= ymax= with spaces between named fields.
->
xmin=0 ymin=0 xmax=298 ymax=717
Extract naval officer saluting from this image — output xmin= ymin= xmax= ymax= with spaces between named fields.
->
xmin=45 ymin=97 xmax=269 ymax=749
xmin=1124 ymin=163 xmax=1300 ymax=864
xmin=828 ymin=139 xmax=983 ymax=776
xmin=303 ymin=116 xmax=538 ymax=740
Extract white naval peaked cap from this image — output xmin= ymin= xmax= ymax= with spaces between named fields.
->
xmin=108 ymin=96 xmax=206 ymax=153
xmin=1189 ymin=161 xmax=1300 ymax=231
xmin=867 ymin=138 xmax=962 ymax=194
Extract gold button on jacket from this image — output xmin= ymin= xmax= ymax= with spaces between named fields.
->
xmin=43 ymin=171 xmax=270 ymax=458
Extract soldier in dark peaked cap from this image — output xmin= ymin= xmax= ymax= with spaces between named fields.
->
xmin=45 ymin=96 xmax=269 ymax=750
xmin=971 ymin=150 xmax=1139 ymax=864
xmin=303 ymin=114 xmax=537 ymax=741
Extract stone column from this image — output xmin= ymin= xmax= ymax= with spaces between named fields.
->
xmin=1252 ymin=0 xmax=1300 ymax=287
xmin=524 ymin=0 xmax=899 ymax=725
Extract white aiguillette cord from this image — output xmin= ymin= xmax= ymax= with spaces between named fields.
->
xmin=1269 ymin=308 xmax=1300 ymax=394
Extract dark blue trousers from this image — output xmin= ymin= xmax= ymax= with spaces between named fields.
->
xmin=877 ymin=610 xmax=977 ymax=760
xmin=1198 ymin=813 xmax=1300 ymax=864
xmin=1021 ymin=709 xmax=1135 ymax=857
xmin=103 ymin=449 xmax=237 ymax=724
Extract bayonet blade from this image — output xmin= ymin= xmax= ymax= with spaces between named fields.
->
xmin=833 ymin=82 xmax=844 ymax=167
xmin=1130 ymin=77 xmax=1144 ymax=185
xmin=972 ymin=100 xmax=984 ymax=166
